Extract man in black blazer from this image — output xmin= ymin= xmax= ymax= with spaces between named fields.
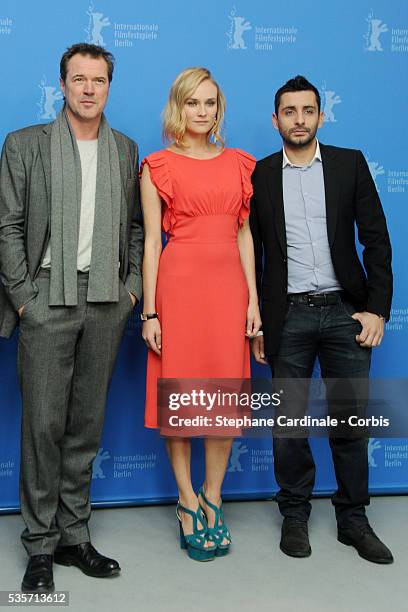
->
xmin=250 ymin=76 xmax=393 ymax=564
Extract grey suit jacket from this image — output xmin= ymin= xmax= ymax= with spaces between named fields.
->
xmin=0 ymin=121 xmax=144 ymax=338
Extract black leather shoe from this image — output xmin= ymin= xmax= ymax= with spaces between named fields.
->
xmin=54 ymin=542 xmax=121 ymax=577
xmin=338 ymin=523 xmax=394 ymax=564
xmin=280 ymin=518 xmax=312 ymax=557
xmin=21 ymin=555 xmax=54 ymax=593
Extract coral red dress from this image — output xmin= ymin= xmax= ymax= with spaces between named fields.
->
xmin=141 ymin=148 xmax=256 ymax=428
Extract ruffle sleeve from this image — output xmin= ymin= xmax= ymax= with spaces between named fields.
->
xmin=235 ymin=149 xmax=256 ymax=226
xmin=140 ymin=151 xmax=175 ymax=233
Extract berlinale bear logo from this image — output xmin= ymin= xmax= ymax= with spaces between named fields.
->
xmin=92 ymin=448 xmax=111 ymax=479
xmin=86 ymin=2 xmax=111 ymax=47
xmin=37 ymin=76 xmax=63 ymax=121
xmin=227 ymin=441 xmax=248 ymax=472
xmin=365 ymin=13 xmax=388 ymax=52
xmin=227 ymin=7 xmax=252 ymax=50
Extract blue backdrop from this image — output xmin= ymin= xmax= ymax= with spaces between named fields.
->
xmin=0 ymin=1 xmax=407 ymax=512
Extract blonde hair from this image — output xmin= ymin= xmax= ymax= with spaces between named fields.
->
xmin=162 ymin=67 xmax=226 ymax=148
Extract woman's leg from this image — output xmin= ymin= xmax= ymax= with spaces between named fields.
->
xmin=201 ymin=437 xmax=234 ymax=545
xmin=165 ymin=438 xmax=212 ymax=548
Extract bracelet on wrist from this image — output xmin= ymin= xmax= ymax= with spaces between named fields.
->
xmin=140 ymin=312 xmax=159 ymax=321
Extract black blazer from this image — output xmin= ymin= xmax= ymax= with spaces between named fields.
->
xmin=249 ymin=143 xmax=393 ymax=356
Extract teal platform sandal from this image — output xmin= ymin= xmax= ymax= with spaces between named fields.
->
xmin=176 ymin=502 xmax=216 ymax=562
xmin=198 ymin=488 xmax=232 ymax=557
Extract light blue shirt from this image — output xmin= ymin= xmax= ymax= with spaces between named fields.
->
xmin=282 ymin=140 xmax=341 ymax=294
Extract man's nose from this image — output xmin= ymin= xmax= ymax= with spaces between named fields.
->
xmin=295 ymin=112 xmax=305 ymax=124
xmin=83 ymin=81 xmax=95 ymax=95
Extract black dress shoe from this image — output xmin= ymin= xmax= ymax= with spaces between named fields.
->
xmin=21 ymin=555 xmax=54 ymax=593
xmin=280 ymin=518 xmax=312 ymax=558
xmin=338 ymin=523 xmax=394 ymax=564
xmin=54 ymin=542 xmax=121 ymax=577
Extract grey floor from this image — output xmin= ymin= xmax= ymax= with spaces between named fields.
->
xmin=0 ymin=497 xmax=406 ymax=612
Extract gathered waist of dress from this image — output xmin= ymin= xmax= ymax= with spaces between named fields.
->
xmin=167 ymin=214 xmax=239 ymax=244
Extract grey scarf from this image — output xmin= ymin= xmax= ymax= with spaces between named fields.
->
xmin=49 ymin=109 xmax=121 ymax=305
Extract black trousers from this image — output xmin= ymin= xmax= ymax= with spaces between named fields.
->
xmin=268 ymin=294 xmax=371 ymax=528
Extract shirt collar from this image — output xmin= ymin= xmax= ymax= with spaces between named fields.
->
xmin=282 ymin=139 xmax=322 ymax=169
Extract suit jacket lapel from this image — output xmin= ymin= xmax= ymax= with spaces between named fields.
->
xmin=112 ymin=132 xmax=130 ymax=254
xmin=113 ymin=133 xmax=129 ymax=195
xmin=320 ymin=143 xmax=340 ymax=247
xmin=38 ymin=124 xmax=52 ymax=218
xmin=267 ymin=152 xmax=287 ymax=256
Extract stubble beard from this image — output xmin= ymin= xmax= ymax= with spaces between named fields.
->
xmin=281 ymin=127 xmax=317 ymax=149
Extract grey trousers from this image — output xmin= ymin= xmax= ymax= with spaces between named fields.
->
xmin=17 ymin=270 xmax=133 ymax=555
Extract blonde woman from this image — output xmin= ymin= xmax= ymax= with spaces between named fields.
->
xmin=140 ymin=67 xmax=261 ymax=561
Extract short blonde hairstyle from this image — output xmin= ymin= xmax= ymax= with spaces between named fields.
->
xmin=162 ymin=67 xmax=226 ymax=148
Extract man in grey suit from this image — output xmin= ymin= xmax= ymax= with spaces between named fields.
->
xmin=0 ymin=43 xmax=143 ymax=592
